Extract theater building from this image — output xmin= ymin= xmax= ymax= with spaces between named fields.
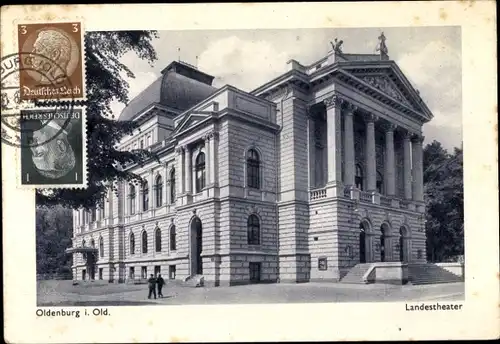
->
xmin=69 ymin=34 xmax=432 ymax=286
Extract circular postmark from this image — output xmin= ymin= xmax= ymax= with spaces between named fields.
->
xmin=1 ymin=52 xmax=75 ymax=148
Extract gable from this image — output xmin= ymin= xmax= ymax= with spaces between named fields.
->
xmin=339 ymin=63 xmax=434 ymax=122
xmin=357 ymin=74 xmax=413 ymax=108
xmin=172 ymin=111 xmax=213 ymax=137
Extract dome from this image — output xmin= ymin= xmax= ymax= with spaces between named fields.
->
xmin=118 ymin=61 xmax=217 ymax=121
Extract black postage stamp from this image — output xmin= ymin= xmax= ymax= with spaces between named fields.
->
xmin=19 ymin=108 xmax=86 ymax=187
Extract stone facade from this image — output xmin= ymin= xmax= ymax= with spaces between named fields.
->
xmin=70 ymin=43 xmax=433 ymax=286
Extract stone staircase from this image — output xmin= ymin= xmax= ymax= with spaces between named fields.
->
xmin=184 ymin=274 xmax=205 ymax=287
xmin=340 ymin=264 xmax=373 ymax=284
xmin=408 ymin=264 xmax=463 ymax=285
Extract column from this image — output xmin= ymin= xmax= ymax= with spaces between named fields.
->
xmin=123 ymin=182 xmax=128 ymax=216
xmin=184 ymin=145 xmax=192 ymax=194
xmin=205 ymin=134 xmax=211 ymax=185
xmin=164 ymin=163 xmax=170 ymax=205
xmin=325 ymin=95 xmax=343 ymax=185
xmin=209 ymin=132 xmax=218 ymax=186
xmin=307 ymin=110 xmax=316 ymax=189
xmin=343 ymin=104 xmax=356 ymax=186
xmin=403 ymin=131 xmax=412 ymax=200
xmin=411 ymin=135 xmax=424 ymax=201
xmin=175 ymin=147 xmax=184 ymax=195
xmin=149 ymin=170 xmax=154 ymax=210
xmin=365 ymin=114 xmax=377 ymax=192
xmin=384 ymin=123 xmax=397 ymax=196
xmin=136 ymin=180 xmax=141 ymax=213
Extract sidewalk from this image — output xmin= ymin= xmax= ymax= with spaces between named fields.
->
xmin=37 ymin=280 xmax=465 ymax=306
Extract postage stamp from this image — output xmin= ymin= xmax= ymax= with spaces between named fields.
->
xmin=17 ymin=22 xmax=85 ymax=101
xmin=19 ymin=107 xmax=86 ymax=187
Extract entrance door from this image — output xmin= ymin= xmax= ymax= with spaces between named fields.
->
xmin=249 ymin=262 xmax=261 ymax=283
xmin=195 ymin=221 xmax=203 ymax=275
xmin=359 ymin=230 xmax=366 ymax=263
xmin=190 ymin=217 xmax=203 ymax=275
xmin=154 ymin=265 xmax=161 ymax=276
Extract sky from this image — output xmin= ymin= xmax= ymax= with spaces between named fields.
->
xmin=110 ymin=27 xmax=462 ymax=151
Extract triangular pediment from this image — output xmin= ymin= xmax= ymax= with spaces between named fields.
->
xmin=340 ymin=63 xmax=433 ymax=121
xmin=172 ymin=111 xmax=213 ymax=136
xmin=357 ymin=74 xmax=413 ymax=108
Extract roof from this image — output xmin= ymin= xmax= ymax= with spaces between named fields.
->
xmin=118 ymin=61 xmax=218 ymax=121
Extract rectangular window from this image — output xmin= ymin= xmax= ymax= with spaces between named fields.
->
xmin=129 ymin=267 xmax=135 ymax=280
xmin=147 ymin=135 xmax=151 ymax=146
xmin=169 ymin=265 xmax=176 ymax=280
xmin=99 ymin=268 xmax=103 ymax=280
xmin=140 ymin=140 xmax=144 ymax=149
xmin=141 ymin=266 xmax=147 ymax=279
xmin=249 ymin=262 xmax=261 ymax=283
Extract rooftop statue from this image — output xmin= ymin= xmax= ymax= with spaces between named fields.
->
xmin=376 ymin=32 xmax=389 ymax=60
xmin=330 ymin=38 xmax=344 ymax=54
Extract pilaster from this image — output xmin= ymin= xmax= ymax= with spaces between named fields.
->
xmin=325 ymin=94 xmax=343 ymax=196
xmin=184 ymin=145 xmax=192 ymax=195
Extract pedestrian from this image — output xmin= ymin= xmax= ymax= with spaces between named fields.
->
xmin=157 ymin=273 xmax=165 ymax=298
xmin=147 ymin=274 xmax=157 ymax=299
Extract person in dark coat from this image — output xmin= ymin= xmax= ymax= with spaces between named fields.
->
xmin=147 ymin=274 xmax=156 ymax=299
xmin=156 ymin=274 xmax=165 ymax=298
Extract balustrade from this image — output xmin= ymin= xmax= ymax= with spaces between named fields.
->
xmin=380 ymin=195 xmax=392 ymax=207
xmin=310 ymin=188 xmax=327 ymax=200
xmin=359 ymin=191 xmax=372 ymax=203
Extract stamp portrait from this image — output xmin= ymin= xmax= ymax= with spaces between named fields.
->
xmin=20 ymin=108 xmax=85 ymax=186
xmin=17 ymin=22 xmax=84 ymax=100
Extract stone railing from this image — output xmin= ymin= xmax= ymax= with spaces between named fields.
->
xmin=310 ymin=188 xmax=327 ymax=200
xmin=343 ymin=187 xmax=351 ymax=198
xmin=380 ymin=195 xmax=392 ymax=207
xmin=399 ymin=199 xmax=409 ymax=209
xmin=360 ymin=191 xmax=372 ymax=203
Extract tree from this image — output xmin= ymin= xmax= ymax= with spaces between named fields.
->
xmin=36 ymin=31 xmax=159 ymax=209
xmin=36 ymin=205 xmax=73 ymax=275
xmin=424 ymin=140 xmax=464 ymax=262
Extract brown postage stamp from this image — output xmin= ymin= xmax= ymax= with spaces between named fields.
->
xmin=17 ymin=22 xmax=85 ymax=101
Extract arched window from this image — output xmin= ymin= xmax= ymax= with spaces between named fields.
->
xmin=99 ymin=237 xmax=104 ymax=258
xmin=82 ymin=239 xmax=86 ymax=247
xmin=142 ymin=181 xmax=149 ymax=211
xmin=170 ymin=226 xmax=176 ymax=251
xmin=155 ymin=175 xmax=163 ymax=208
xmin=247 ymin=214 xmax=260 ymax=245
xmin=130 ymin=233 xmax=135 ymax=255
xmin=355 ymin=164 xmax=364 ymax=190
xmin=90 ymin=239 xmax=95 ymax=248
xmin=247 ymin=149 xmax=260 ymax=189
xmin=142 ymin=231 xmax=148 ymax=254
xmin=169 ymin=169 xmax=176 ymax=203
xmin=155 ymin=228 xmax=162 ymax=252
xmin=129 ymin=185 xmax=136 ymax=215
xmin=195 ymin=152 xmax=206 ymax=193
xmin=376 ymin=171 xmax=384 ymax=194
